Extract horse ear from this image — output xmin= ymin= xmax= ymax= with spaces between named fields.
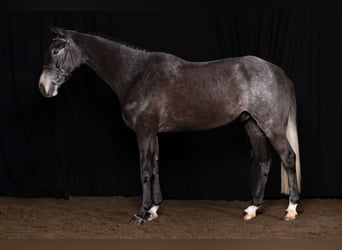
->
xmin=50 ymin=26 xmax=67 ymax=37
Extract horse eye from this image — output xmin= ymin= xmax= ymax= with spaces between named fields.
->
xmin=52 ymin=49 xmax=59 ymax=55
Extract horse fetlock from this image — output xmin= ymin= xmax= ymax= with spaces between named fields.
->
xmin=152 ymin=195 xmax=163 ymax=206
xmin=290 ymin=195 xmax=300 ymax=205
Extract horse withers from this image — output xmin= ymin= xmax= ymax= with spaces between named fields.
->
xmin=39 ymin=27 xmax=301 ymax=224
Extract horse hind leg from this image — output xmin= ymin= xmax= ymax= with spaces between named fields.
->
xmin=264 ymin=130 xmax=300 ymax=221
xmin=242 ymin=116 xmax=271 ymax=221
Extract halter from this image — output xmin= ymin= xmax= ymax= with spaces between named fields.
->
xmin=42 ymin=37 xmax=74 ymax=86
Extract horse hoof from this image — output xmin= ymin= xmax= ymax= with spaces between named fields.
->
xmin=243 ymin=205 xmax=258 ymax=221
xmin=130 ymin=215 xmax=145 ymax=225
xmin=147 ymin=212 xmax=158 ymax=221
xmin=243 ymin=213 xmax=256 ymax=221
xmin=284 ymin=210 xmax=298 ymax=221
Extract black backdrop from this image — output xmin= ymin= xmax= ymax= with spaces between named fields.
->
xmin=1 ymin=1 xmax=342 ymax=200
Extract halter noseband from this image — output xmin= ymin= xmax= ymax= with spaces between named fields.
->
xmin=42 ymin=65 xmax=71 ymax=85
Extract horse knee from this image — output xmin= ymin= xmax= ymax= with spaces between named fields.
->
xmin=141 ymin=169 xmax=152 ymax=183
xmin=259 ymin=161 xmax=271 ymax=176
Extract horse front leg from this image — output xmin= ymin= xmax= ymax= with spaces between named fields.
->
xmin=130 ymin=129 xmax=156 ymax=225
xmin=147 ymin=136 xmax=162 ymax=221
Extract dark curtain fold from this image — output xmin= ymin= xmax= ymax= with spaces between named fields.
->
xmin=1 ymin=10 xmax=341 ymax=199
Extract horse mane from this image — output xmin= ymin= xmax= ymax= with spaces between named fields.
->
xmin=78 ymin=30 xmax=149 ymax=53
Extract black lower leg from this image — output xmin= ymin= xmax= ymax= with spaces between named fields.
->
xmin=131 ymin=169 xmax=153 ymax=224
xmin=151 ymin=136 xmax=162 ymax=206
xmin=138 ymin=170 xmax=153 ymax=218
xmin=283 ymin=147 xmax=300 ymax=204
xmin=152 ymin=166 xmax=162 ymax=205
xmin=251 ymin=160 xmax=271 ymax=206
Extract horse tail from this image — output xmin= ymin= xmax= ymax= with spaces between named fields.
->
xmin=281 ymin=95 xmax=301 ymax=194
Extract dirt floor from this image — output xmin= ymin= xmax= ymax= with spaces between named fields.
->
xmin=0 ymin=196 xmax=341 ymax=239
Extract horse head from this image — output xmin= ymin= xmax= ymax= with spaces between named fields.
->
xmin=39 ymin=26 xmax=83 ymax=97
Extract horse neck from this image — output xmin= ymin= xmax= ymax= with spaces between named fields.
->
xmin=74 ymin=32 xmax=147 ymax=102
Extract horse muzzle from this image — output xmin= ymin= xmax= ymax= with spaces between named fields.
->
xmin=39 ymin=72 xmax=58 ymax=98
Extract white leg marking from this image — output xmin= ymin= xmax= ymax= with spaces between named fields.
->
xmin=285 ymin=201 xmax=298 ymax=221
xmin=243 ymin=205 xmax=258 ymax=221
xmin=147 ymin=205 xmax=159 ymax=221
xmin=286 ymin=202 xmax=298 ymax=212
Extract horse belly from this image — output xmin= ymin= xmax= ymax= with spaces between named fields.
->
xmin=160 ymin=96 xmax=242 ymax=132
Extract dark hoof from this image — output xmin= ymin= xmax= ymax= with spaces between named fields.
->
xmin=130 ymin=215 xmax=145 ymax=225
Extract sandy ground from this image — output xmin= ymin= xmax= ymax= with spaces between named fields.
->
xmin=0 ymin=196 xmax=341 ymax=239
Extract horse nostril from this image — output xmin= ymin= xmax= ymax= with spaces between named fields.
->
xmin=39 ymin=83 xmax=46 ymax=96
